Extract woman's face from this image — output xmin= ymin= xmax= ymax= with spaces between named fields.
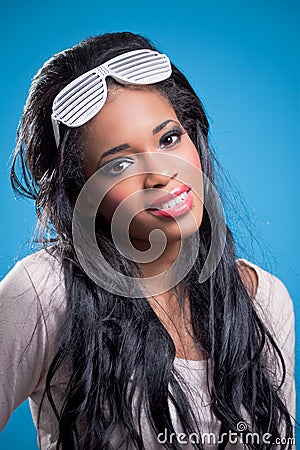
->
xmin=83 ymin=88 xmax=203 ymax=248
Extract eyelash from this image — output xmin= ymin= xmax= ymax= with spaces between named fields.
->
xmin=159 ymin=127 xmax=185 ymax=149
xmin=100 ymin=157 xmax=133 ymax=178
xmin=100 ymin=127 xmax=185 ymax=177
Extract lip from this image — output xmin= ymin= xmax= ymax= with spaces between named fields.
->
xmin=149 ymin=184 xmax=191 ymax=209
xmin=147 ymin=184 xmax=193 ymax=218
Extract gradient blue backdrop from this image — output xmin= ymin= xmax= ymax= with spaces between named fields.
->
xmin=0 ymin=0 xmax=299 ymax=448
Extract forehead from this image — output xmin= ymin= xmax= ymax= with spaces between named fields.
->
xmin=86 ymin=88 xmax=178 ymax=146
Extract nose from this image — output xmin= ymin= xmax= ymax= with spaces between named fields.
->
xmin=143 ymin=165 xmax=178 ymax=189
xmin=144 ymin=171 xmax=178 ymax=189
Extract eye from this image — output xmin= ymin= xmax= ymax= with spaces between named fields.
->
xmin=160 ymin=127 xmax=184 ymax=149
xmin=100 ymin=158 xmax=133 ymax=177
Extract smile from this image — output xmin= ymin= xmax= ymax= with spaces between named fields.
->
xmin=147 ymin=185 xmax=193 ymax=218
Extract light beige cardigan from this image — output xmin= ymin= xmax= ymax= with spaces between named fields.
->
xmin=0 ymin=249 xmax=296 ymax=449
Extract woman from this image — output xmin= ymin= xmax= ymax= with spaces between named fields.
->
xmin=0 ymin=32 xmax=296 ymax=449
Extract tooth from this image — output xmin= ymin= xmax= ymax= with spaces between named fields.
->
xmin=162 ymin=202 xmax=169 ymax=209
xmin=175 ymin=197 xmax=182 ymax=204
xmin=169 ymin=199 xmax=176 ymax=208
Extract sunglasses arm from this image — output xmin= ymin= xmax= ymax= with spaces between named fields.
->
xmin=51 ymin=116 xmax=60 ymax=148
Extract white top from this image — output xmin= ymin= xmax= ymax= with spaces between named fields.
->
xmin=0 ymin=249 xmax=296 ymax=449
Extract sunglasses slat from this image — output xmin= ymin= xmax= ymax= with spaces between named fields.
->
xmin=55 ymin=81 xmax=104 ymax=118
xmin=52 ymin=49 xmax=172 ymax=146
xmin=109 ymin=56 xmax=165 ymax=73
xmin=62 ymin=88 xmax=105 ymax=124
xmin=116 ymin=58 xmax=167 ymax=75
xmin=107 ymin=54 xmax=162 ymax=71
xmin=129 ymin=70 xmax=170 ymax=84
xmin=67 ymin=95 xmax=104 ymax=126
xmin=55 ymin=72 xmax=99 ymax=108
xmin=117 ymin=61 xmax=170 ymax=81
xmin=107 ymin=49 xmax=154 ymax=66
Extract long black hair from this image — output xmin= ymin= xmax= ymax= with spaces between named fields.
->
xmin=11 ymin=32 xmax=294 ymax=449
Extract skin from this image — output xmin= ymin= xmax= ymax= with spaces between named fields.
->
xmin=84 ymin=87 xmax=203 ymax=279
xmin=82 ymin=86 xmax=258 ymax=360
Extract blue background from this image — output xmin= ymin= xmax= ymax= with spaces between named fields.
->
xmin=0 ymin=0 xmax=299 ymax=448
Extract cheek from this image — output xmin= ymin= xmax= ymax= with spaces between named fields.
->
xmin=181 ymin=142 xmax=202 ymax=181
xmin=99 ymin=200 xmax=113 ymax=220
xmin=188 ymin=144 xmax=202 ymax=170
xmin=99 ymin=187 xmax=126 ymax=221
xmin=98 ymin=178 xmax=138 ymax=221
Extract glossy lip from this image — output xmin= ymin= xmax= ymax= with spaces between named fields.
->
xmin=149 ymin=184 xmax=191 ymax=209
xmin=147 ymin=184 xmax=193 ymax=218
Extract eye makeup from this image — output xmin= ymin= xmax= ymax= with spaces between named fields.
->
xmin=100 ymin=157 xmax=134 ymax=177
xmin=98 ymin=124 xmax=186 ymax=177
xmin=159 ymin=126 xmax=185 ymax=149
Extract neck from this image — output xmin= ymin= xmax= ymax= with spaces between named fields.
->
xmin=131 ymin=238 xmax=181 ymax=279
xmin=129 ymin=237 xmax=187 ymax=298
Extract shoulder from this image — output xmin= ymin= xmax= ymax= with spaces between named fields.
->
xmin=14 ymin=245 xmax=63 ymax=284
xmin=238 ymin=259 xmax=293 ymax=308
xmin=0 ymin=248 xmax=66 ymax=429
xmin=237 ymin=259 xmax=295 ymax=343
xmin=238 ymin=260 xmax=296 ymax=419
xmin=1 ymin=246 xmax=65 ymax=307
xmin=0 ymin=246 xmax=67 ymax=352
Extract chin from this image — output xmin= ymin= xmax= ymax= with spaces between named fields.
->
xmin=131 ymin=213 xmax=202 ymax=243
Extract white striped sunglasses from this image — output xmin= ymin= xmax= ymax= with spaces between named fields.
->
xmin=51 ymin=49 xmax=172 ymax=147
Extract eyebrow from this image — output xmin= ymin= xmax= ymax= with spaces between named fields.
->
xmin=152 ymin=119 xmax=176 ymax=135
xmin=98 ymin=119 xmax=178 ymax=162
xmin=100 ymin=143 xmax=130 ymax=161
